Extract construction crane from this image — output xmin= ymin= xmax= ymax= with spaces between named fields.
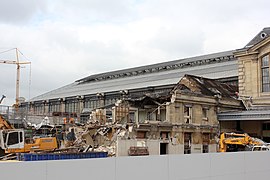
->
xmin=0 ymin=48 xmax=31 ymax=108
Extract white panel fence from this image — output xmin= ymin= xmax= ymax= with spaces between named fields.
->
xmin=1 ymin=151 xmax=270 ymax=180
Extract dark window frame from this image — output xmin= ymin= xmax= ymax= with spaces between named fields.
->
xmin=184 ymin=105 xmax=192 ymax=124
xmin=261 ymin=55 xmax=270 ymax=92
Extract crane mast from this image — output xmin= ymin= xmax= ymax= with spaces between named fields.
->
xmin=0 ymin=48 xmax=31 ymax=108
xmin=16 ymin=49 xmax=20 ymax=107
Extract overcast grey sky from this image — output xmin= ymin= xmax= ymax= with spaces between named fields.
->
xmin=0 ymin=0 xmax=269 ymax=106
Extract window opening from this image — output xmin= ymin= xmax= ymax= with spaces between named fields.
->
xmin=160 ymin=143 xmax=168 ymax=155
xmin=184 ymin=105 xmax=192 ymax=123
xmin=184 ymin=133 xmax=192 ymax=154
xmin=202 ymin=133 xmax=210 ymax=153
xmin=261 ymin=55 xmax=270 ymax=92
xmin=202 ymin=107 xmax=208 ymax=121
xmin=7 ymin=132 xmax=19 ymax=146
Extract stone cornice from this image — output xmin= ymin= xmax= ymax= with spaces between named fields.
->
xmin=234 ymin=49 xmax=259 ymax=58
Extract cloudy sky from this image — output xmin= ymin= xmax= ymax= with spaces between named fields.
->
xmin=0 ymin=0 xmax=269 ymax=106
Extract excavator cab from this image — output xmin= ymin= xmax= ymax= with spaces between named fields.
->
xmin=0 ymin=129 xmax=58 ymax=155
xmin=0 ymin=115 xmax=58 ymax=157
xmin=0 ymin=129 xmax=25 ymax=154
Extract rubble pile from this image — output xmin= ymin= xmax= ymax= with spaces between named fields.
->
xmin=78 ymin=126 xmax=128 ymax=155
xmin=18 ymin=113 xmax=123 ymax=156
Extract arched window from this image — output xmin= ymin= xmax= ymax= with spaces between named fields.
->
xmin=261 ymin=55 xmax=270 ymax=92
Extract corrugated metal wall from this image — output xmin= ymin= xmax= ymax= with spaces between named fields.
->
xmin=1 ymin=151 xmax=269 ymax=180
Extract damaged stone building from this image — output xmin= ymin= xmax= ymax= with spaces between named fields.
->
xmin=113 ymin=74 xmax=243 ymax=156
xmin=19 ymin=49 xmax=239 ymax=155
xmin=19 ymin=27 xmax=270 ymax=155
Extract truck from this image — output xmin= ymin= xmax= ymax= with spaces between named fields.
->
xmin=219 ymin=132 xmax=265 ymax=152
xmin=252 ymin=145 xmax=270 ymax=151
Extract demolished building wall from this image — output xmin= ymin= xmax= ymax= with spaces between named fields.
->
xmin=114 ymin=75 xmax=243 ymax=156
xmin=18 ymin=74 xmax=244 ymax=157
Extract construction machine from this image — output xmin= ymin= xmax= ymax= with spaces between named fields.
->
xmin=252 ymin=145 xmax=270 ymax=151
xmin=0 ymin=95 xmax=6 ymax=104
xmin=0 ymin=114 xmax=14 ymax=130
xmin=0 ymin=115 xmax=58 ymax=157
xmin=0 ymin=129 xmax=58 ymax=156
xmin=219 ymin=132 xmax=265 ymax=152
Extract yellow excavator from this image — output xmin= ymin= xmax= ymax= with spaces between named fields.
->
xmin=0 ymin=114 xmax=14 ymax=130
xmin=0 ymin=129 xmax=58 ymax=155
xmin=0 ymin=95 xmax=58 ymax=157
xmin=0 ymin=115 xmax=58 ymax=157
xmin=219 ymin=132 xmax=265 ymax=152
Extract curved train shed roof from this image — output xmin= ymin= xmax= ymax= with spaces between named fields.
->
xmin=30 ymin=50 xmax=237 ymax=102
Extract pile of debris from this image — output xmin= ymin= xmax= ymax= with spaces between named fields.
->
xmin=24 ymin=115 xmax=130 ymax=157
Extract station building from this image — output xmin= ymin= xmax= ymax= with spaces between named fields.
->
xmin=19 ymin=27 xmax=270 ymax=154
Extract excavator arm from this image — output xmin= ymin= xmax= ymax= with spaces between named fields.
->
xmin=219 ymin=132 xmax=265 ymax=152
xmin=0 ymin=115 xmax=14 ymax=130
xmin=0 ymin=95 xmax=6 ymax=104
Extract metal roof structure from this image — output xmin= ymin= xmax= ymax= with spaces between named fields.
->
xmin=30 ymin=50 xmax=238 ymax=102
xmin=218 ymin=108 xmax=270 ymax=121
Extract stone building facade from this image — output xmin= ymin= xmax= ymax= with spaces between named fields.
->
xmin=115 ymin=75 xmax=243 ymax=156
xmin=219 ymin=27 xmax=270 ymax=142
xmin=19 ymin=27 xmax=270 ymax=154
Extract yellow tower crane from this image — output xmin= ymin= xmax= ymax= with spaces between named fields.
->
xmin=0 ymin=48 xmax=31 ymax=108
